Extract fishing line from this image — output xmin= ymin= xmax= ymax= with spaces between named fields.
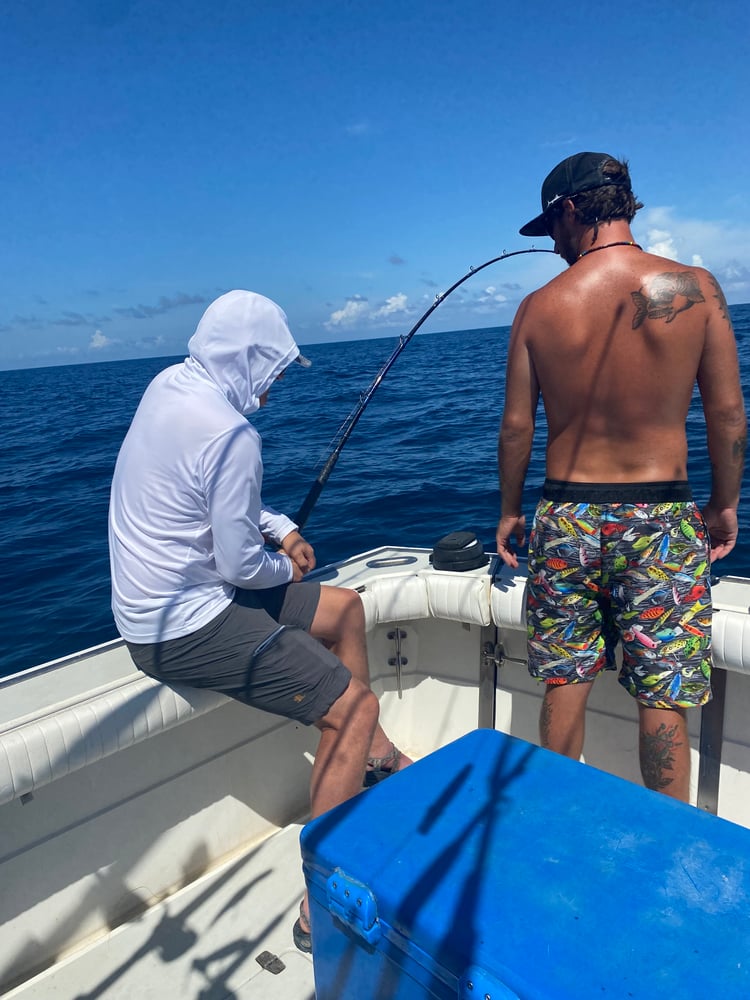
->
xmin=294 ymin=247 xmax=555 ymax=529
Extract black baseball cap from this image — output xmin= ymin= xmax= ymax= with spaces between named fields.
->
xmin=519 ymin=152 xmax=631 ymax=237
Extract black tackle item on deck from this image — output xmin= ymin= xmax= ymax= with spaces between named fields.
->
xmin=430 ymin=531 xmax=489 ymax=572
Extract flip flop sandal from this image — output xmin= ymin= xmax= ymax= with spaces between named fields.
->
xmin=364 ymin=742 xmax=403 ymax=788
xmin=292 ymin=900 xmax=312 ymax=953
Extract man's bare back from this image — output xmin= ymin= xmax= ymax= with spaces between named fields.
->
xmin=498 ymin=170 xmax=744 ymax=566
xmin=515 ymin=248 xmax=733 ymax=485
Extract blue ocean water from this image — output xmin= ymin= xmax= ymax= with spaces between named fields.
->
xmin=2 ymin=310 xmax=749 ymax=678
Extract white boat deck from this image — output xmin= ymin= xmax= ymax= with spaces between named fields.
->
xmin=4 ymin=823 xmax=315 ymax=1000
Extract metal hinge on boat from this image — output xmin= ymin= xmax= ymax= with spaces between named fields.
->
xmin=388 ymin=628 xmax=408 ymax=696
xmin=326 ymin=869 xmax=381 ymax=946
xmin=482 ymin=640 xmax=504 ymax=668
xmin=478 ymin=638 xmax=503 ymax=729
xmin=459 ymin=963 xmax=521 ymax=999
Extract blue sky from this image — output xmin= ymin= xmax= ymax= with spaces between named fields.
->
xmin=2 ymin=0 xmax=749 ymax=369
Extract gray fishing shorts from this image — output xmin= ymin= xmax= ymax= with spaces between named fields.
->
xmin=126 ymin=581 xmax=352 ymax=726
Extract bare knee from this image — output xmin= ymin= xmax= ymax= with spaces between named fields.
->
xmin=312 ymin=586 xmax=366 ymax=645
xmin=337 ymin=587 xmax=365 ymax=632
xmin=316 ymin=678 xmax=379 ymax=734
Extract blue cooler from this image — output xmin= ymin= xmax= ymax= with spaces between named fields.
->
xmin=300 ymin=728 xmax=750 ymax=999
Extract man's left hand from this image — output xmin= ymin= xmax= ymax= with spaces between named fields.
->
xmin=701 ymin=503 xmax=739 ymax=562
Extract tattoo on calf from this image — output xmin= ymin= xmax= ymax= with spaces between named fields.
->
xmin=540 ymin=696 xmax=553 ymax=745
xmin=631 ymin=272 xmax=705 ymax=329
xmin=640 ymin=722 xmax=682 ymax=790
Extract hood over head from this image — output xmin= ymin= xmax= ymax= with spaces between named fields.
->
xmin=187 ymin=290 xmax=306 ymax=414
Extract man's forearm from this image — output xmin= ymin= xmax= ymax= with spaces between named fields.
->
xmin=706 ymin=410 xmax=747 ymax=510
xmin=498 ymin=424 xmax=534 ymax=515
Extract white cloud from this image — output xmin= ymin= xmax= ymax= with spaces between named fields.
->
xmin=325 ymin=278 xmax=524 ymax=331
xmin=372 ymin=293 xmax=408 ymax=319
xmin=638 ymin=206 xmax=750 ymax=264
xmin=724 ymin=261 xmax=750 ymax=280
xmin=635 ymin=207 xmax=750 ymax=301
xmin=718 ymin=260 xmax=750 ymax=300
xmin=319 ymin=205 xmax=750 ymax=337
xmin=90 ymin=329 xmax=111 ymax=349
xmin=325 ymin=292 xmax=413 ymax=330
xmin=477 ymin=285 xmax=508 ymax=305
xmin=326 ymin=296 xmax=370 ymax=327
xmin=645 ymin=227 xmax=678 ymax=260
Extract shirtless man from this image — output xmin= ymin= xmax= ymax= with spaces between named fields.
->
xmin=496 ymin=152 xmax=746 ymax=801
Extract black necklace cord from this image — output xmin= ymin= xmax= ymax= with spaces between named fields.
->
xmin=577 ymin=240 xmax=642 ymax=259
xmin=293 ymin=247 xmax=556 ymax=530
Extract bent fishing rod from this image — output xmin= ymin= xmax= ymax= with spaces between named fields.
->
xmin=294 ymin=247 xmax=555 ymax=530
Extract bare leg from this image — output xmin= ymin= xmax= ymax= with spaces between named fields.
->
xmin=310 ymin=586 xmax=412 ymax=767
xmin=310 ymin=679 xmax=379 ymax=817
xmin=297 ymin=587 xmax=412 ymax=940
xmin=638 ymin=705 xmax=690 ymax=801
xmin=295 ymin=676 xmax=379 ymax=940
xmin=538 ymin=681 xmax=593 ymax=759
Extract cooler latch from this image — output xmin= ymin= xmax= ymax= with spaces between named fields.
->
xmin=326 ymin=869 xmax=382 ymax=946
xmin=459 ymin=964 xmax=520 ymax=999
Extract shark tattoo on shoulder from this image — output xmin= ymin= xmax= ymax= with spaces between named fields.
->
xmin=631 ymin=272 xmax=705 ymax=329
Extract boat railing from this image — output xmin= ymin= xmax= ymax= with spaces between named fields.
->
xmin=2 ymin=553 xmax=749 ymax=808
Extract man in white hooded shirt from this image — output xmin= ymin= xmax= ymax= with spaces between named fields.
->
xmin=109 ymin=290 xmax=409 ymax=952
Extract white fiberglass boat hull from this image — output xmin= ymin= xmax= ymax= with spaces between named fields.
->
xmin=2 ymin=547 xmax=750 ymax=997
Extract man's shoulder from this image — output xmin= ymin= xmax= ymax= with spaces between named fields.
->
xmin=637 ymin=253 xmax=710 ymax=279
xmin=518 ymin=268 xmax=575 ymax=314
xmin=640 ymin=247 xmax=708 ymax=271
xmin=633 ymin=258 xmax=724 ymax=317
xmin=626 ymin=253 xmax=725 ymax=298
xmin=538 ymin=253 xmax=714 ymax=299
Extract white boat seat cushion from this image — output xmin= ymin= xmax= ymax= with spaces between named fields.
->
xmin=712 ymin=610 xmax=750 ymax=676
xmin=357 ymin=575 xmax=430 ymax=631
xmin=0 ymin=677 xmax=224 ymax=806
xmin=490 ymin=572 xmax=528 ymax=631
xmin=421 ymin=569 xmax=492 ymax=626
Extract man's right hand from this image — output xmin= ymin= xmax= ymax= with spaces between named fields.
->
xmin=701 ymin=503 xmax=739 ymax=562
xmin=288 ymin=555 xmax=306 ymax=582
xmin=496 ymin=514 xmax=526 ymax=569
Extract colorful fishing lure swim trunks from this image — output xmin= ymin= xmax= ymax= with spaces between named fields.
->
xmin=526 ymin=481 xmax=712 ymax=709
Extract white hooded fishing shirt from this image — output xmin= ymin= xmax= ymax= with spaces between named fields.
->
xmin=109 ymin=290 xmax=303 ymax=643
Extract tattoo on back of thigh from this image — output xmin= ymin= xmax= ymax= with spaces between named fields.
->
xmin=631 ymin=272 xmax=705 ymax=329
